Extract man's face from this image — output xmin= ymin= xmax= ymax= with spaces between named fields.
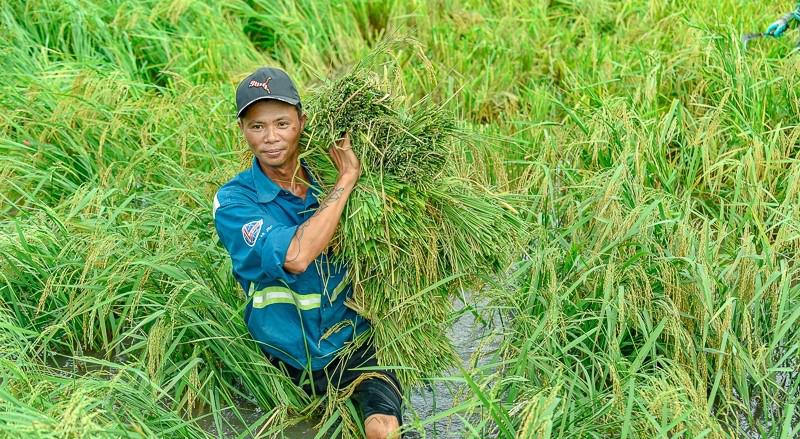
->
xmin=239 ymin=100 xmax=306 ymax=170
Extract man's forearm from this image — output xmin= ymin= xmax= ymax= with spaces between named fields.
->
xmin=283 ymin=174 xmax=357 ymax=273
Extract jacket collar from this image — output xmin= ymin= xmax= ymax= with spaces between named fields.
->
xmin=250 ymin=157 xmax=319 ymax=204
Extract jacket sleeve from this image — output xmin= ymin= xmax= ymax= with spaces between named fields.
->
xmin=213 ymin=195 xmax=299 ymax=288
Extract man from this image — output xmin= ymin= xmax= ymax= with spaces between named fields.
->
xmin=213 ymin=67 xmax=402 ymax=439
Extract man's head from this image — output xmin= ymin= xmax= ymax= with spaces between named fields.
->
xmin=236 ymin=67 xmax=306 ymax=170
xmin=236 ymin=67 xmax=302 ymax=118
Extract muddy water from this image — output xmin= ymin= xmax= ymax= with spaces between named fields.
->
xmin=404 ymin=300 xmax=502 ymax=438
xmin=42 ymin=297 xmax=497 ymax=438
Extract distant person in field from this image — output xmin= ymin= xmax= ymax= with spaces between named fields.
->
xmin=213 ymin=67 xmax=402 ymax=439
xmin=765 ymin=3 xmax=800 ymax=37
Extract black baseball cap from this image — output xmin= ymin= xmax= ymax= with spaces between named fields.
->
xmin=236 ymin=67 xmax=302 ymax=118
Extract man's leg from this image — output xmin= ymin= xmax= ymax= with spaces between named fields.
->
xmin=352 ymin=376 xmax=403 ymax=439
xmin=364 ymin=413 xmax=400 ymax=439
xmin=296 ymin=340 xmax=402 ymax=438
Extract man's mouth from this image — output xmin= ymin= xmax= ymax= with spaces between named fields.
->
xmin=263 ymin=149 xmax=284 ymax=159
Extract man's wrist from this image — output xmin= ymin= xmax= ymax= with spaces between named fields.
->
xmin=337 ymin=172 xmax=359 ymax=188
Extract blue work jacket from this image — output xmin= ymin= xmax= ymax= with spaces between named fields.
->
xmin=213 ymin=157 xmax=369 ymax=371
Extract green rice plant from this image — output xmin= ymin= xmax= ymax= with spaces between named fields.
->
xmin=2 ymin=0 xmax=265 ymax=86
xmin=445 ymin=31 xmax=800 ymax=433
xmin=0 ymin=302 xmax=214 ymax=438
xmin=0 ymin=187 xmax=316 ymax=414
xmin=0 ymin=368 xmax=214 ymax=438
xmin=450 ymin=165 xmax=799 ymax=437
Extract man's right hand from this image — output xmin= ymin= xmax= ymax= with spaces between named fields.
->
xmin=330 ymin=132 xmax=361 ymax=184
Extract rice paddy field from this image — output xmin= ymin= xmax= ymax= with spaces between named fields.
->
xmin=1 ymin=0 xmax=800 ymax=438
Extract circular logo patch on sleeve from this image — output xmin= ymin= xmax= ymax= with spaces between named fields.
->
xmin=241 ymin=219 xmax=264 ymax=247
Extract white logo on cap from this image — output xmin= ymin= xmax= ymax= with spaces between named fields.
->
xmin=248 ymin=77 xmax=272 ymax=93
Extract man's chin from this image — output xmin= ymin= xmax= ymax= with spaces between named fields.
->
xmin=257 ymin=155 xmax=292 ymax=169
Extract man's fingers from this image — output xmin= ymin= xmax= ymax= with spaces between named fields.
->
xmin=329 ymin=131 xmax=359 ymax=177
xmin=767 ymin=22 xmax=783 ymax=36
xmin=335 ymin=132 xmax=352 ymax=149
xmin=766 ymin=23 xmax=778 ymax=36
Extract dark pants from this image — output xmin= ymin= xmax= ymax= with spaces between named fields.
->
xmin=269 ymin=341 xmax=404 ymax=423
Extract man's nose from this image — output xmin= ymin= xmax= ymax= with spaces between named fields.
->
xmin=263 ymin=125 xmax=279 ymax=143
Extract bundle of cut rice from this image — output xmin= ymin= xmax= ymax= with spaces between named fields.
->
xmin=302 ymin=68 xmax=526 ymax=386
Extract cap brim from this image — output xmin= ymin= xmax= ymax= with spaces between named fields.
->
xmin=237 ymin=96 xmax=301 ymax=118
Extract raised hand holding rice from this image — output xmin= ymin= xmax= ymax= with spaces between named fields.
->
xmin=329 ymin=132 xmax=361 ymax=180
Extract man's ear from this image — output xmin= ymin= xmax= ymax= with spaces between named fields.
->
xmin=299 ymin=112 xmax=307 ymax=131
xmin=237 ymin=117 xmax=245 ymax=133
